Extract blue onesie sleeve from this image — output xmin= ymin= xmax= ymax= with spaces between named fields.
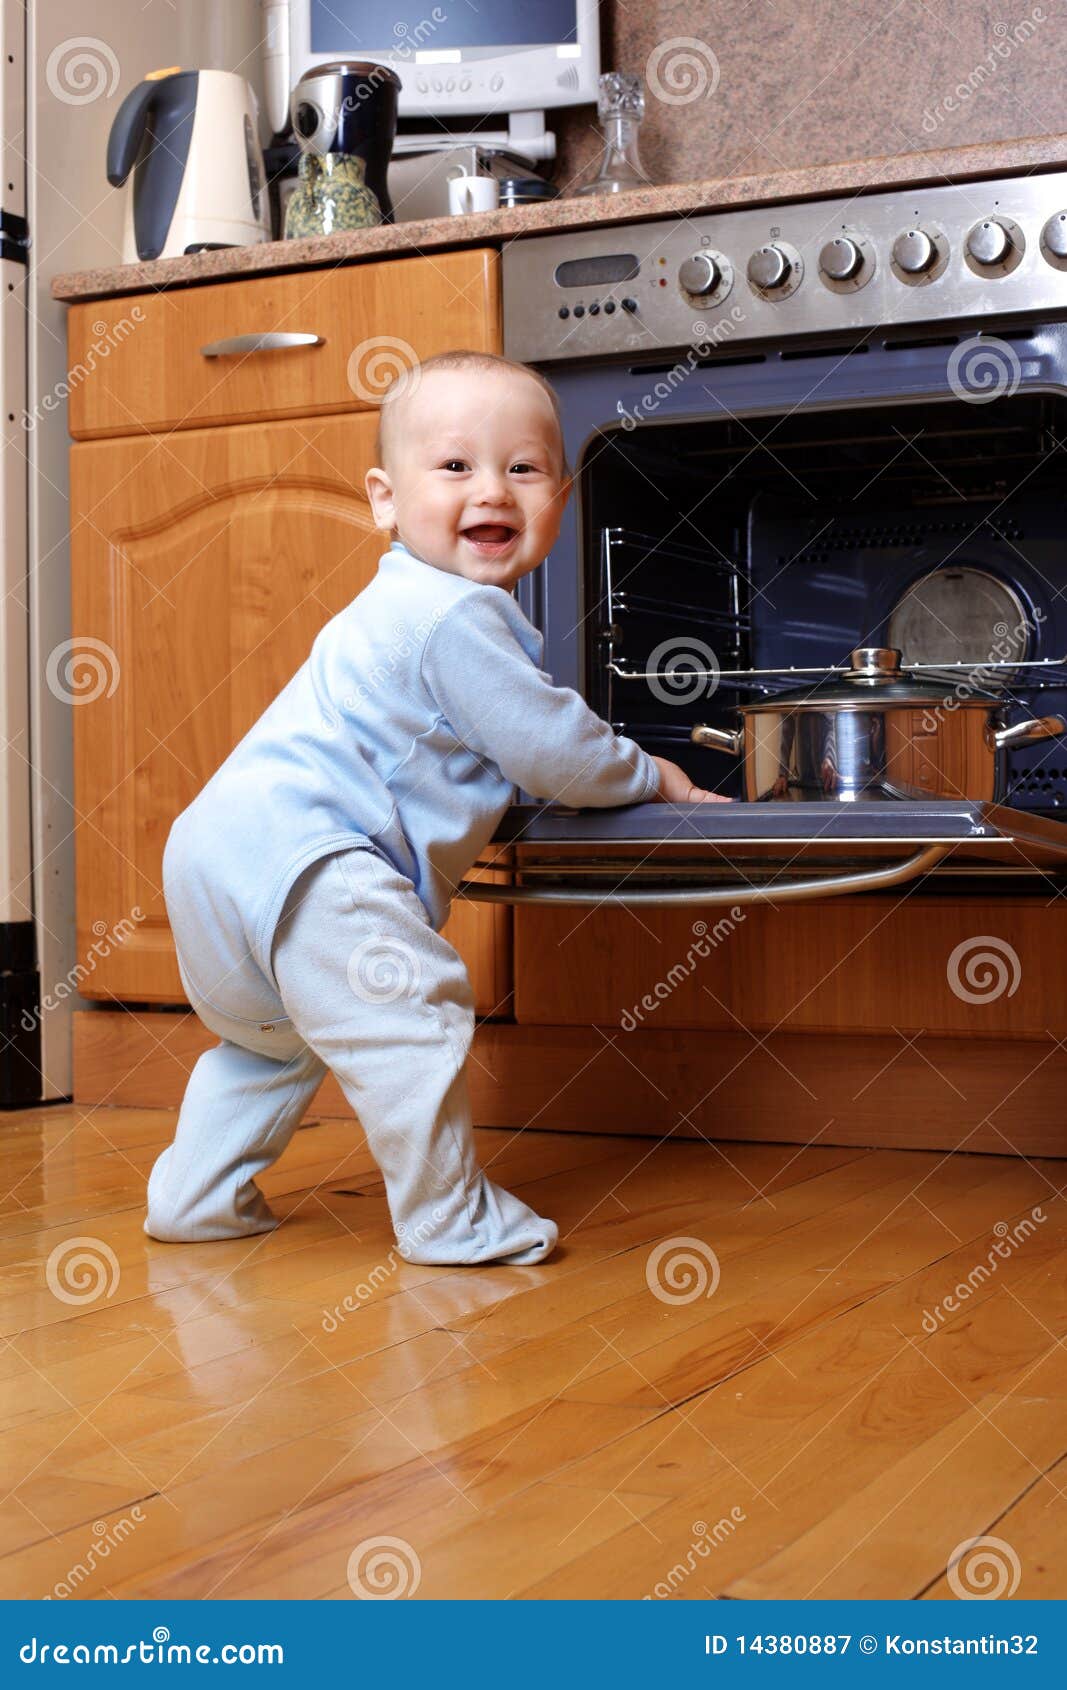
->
xmin=419 ymin=588 xmax=661 ymax=807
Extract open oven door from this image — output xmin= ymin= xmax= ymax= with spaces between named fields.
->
xmin=456 ymin=798 xmax=1067 ymax=907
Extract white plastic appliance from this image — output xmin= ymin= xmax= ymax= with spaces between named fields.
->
xmin=261 ymin=0 xmax=600 ymax=162
xmin=107 ymin=67 xmax=271 ymax=262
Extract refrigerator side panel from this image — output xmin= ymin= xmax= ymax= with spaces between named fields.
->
xmin=27 ymin=2 xmax=264 ymax=1099
xmin=1 ymin=0 xmax=41 ymax=1109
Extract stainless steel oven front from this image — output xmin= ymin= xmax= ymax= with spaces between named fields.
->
xmin=458 ymin=167 xmax=1067 ymax=907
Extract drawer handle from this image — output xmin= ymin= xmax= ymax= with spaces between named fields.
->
xmin=199 ymin=332 xmax=325 ymax=357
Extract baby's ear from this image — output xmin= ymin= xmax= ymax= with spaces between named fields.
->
xmin=364 ymin=466 xmax=396 ymax=531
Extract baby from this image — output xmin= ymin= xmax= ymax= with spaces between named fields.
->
xmin=145 ymin=349 xmax=725 ymax=1267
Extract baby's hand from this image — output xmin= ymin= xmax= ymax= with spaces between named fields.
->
xmin=650 ymin=755 xmax=732 ymax=803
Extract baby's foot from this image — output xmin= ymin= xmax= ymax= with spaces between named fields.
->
xmin=144 ymin=1150 xmax=280 ymax=1242
xmin=143 ymin=1209 xmax=279 ymax=1243
xmin=394 ymin=1173 xmax=558 ymax=1267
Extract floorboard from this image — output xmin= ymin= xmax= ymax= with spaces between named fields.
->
xmin=1 ymin=1101 xmax=1063 ymax=1600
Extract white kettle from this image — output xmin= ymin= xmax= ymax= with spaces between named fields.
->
xmin=107 ymin=68 xmax=271 ymax=262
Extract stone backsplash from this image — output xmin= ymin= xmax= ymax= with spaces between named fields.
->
xmin=550 ymin=0 xmax=1064 ymax=194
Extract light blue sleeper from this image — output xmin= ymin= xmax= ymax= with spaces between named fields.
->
xmin=146 ymin=539 xmax=660 ymax=1265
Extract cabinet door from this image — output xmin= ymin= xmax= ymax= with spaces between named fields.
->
xmin=70 ymin=412 xmax=510 ymax=1012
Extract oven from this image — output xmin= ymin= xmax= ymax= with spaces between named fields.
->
xmin=459 ymin=166 xmax=1067 ymax=907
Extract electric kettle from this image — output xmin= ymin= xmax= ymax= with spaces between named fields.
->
xmin=107 ymin=68 xmax=271 ymax=262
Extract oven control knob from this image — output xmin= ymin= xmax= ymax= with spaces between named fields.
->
xmin=819 ymin=236 xmax=862 ymax=281
xmin=892 ymin=228 xmax=937 ymax=274
xmin=747 ymin=244 xmax=791 ymax=289
xmin=966 ymin=217 xmax=1012 ymax=266
xmin=678 ymin=252 xmax=720 ymax=295
xmin=1042 ymin=211 xmax=1067 ymax=259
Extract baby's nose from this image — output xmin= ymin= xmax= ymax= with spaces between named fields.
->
xmin=474 ymin=480 xmax=514 ymax=504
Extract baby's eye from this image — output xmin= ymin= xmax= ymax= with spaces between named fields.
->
xmin=510 ymin=462 xmax=540 ymax=474
xmin=441 ymin=459 xmax=469 ymax=472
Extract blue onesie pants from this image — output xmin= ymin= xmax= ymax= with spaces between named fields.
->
xmin=145 ymin=842 xmax=559 ymax=1266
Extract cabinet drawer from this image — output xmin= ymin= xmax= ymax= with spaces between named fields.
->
xmin=67 ymin=248 xmax=500 ymax=439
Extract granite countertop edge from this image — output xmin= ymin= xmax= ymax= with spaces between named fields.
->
xmin=51 ymin=130 xmax=1067 ymax=303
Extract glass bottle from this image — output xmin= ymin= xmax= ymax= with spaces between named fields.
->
xmin=284 ymin=151 xmax=383 ymax=238
xmin=573 ymin=72 xmax=653 ymax=197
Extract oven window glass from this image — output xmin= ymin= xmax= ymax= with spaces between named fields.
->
xmin=578 ymin=391 xmax=1065 ymax=812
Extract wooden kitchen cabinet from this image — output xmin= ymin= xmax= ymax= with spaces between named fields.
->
xmin=67 ymin=250 xmax=511 ymax=1015
xmin=67 ymin=249 xmax=500 ymax=438
xmin=514 ymin=891 xmax=1067 ymax=1038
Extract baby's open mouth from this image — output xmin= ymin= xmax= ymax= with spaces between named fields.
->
xmin=461 ymin=523 xmax=519 ymax=551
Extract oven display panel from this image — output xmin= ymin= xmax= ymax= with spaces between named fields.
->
xmin=554 ymin=254 xmax=640 ymax=288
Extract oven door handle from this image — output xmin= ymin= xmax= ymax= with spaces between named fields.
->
xmin=455 ymin=843 xmax=951 ymax=906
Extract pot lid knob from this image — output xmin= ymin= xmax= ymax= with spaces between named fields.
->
xmin=847 ymin=646 xmax=902 ymax=678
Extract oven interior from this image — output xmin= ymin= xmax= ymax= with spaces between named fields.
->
xmin=582 ymin=388 xmax=1067 ymax=817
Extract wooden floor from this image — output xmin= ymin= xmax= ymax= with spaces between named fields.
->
xmin=2 ymin=1100 xmax=1066 ymax=1600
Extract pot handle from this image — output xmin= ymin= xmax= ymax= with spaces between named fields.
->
xmin=993 ymin=714 xmax=1066 ymax=751
xmin=455 ymin=843 xmax=951 ymax=907
xmin=691 ymin=724 xmax=743 ymax=755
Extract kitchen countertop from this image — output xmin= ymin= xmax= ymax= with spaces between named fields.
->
xmin=52 ymin=130 xmax=1067 ymax=302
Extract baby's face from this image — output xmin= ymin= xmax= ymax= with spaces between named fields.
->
xmin=364 ymin=367 xmax=570 ymax=588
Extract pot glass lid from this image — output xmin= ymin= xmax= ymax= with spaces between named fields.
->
xmin=761 ymin=646 xmax=1001 ymax=707
xmin=886 ymin=566 xmax=1031 ymax=668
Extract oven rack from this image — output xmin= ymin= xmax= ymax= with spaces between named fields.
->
xmin=598 ymin=526 xmax=751 ymax=722
xmin=596 ymin=528 xmax=1067 ymax=720
xmin=607 ymin=654 xmax=1067 ymax=694
xmin=600 ymin=525 xmax=748 ymax=583
xmin=608 ymin=592 xmax=744 ymax=634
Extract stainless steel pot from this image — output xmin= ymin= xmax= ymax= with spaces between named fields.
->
xmin=692 ymin=646 xmax=1065 ymax=803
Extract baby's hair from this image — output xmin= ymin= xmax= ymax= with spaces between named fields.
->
xmin=374 ymin=349 xmax=572 ymax=480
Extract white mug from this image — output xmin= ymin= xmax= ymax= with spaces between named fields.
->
xmin=448 ymin=174 xmax=500 ymax=215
